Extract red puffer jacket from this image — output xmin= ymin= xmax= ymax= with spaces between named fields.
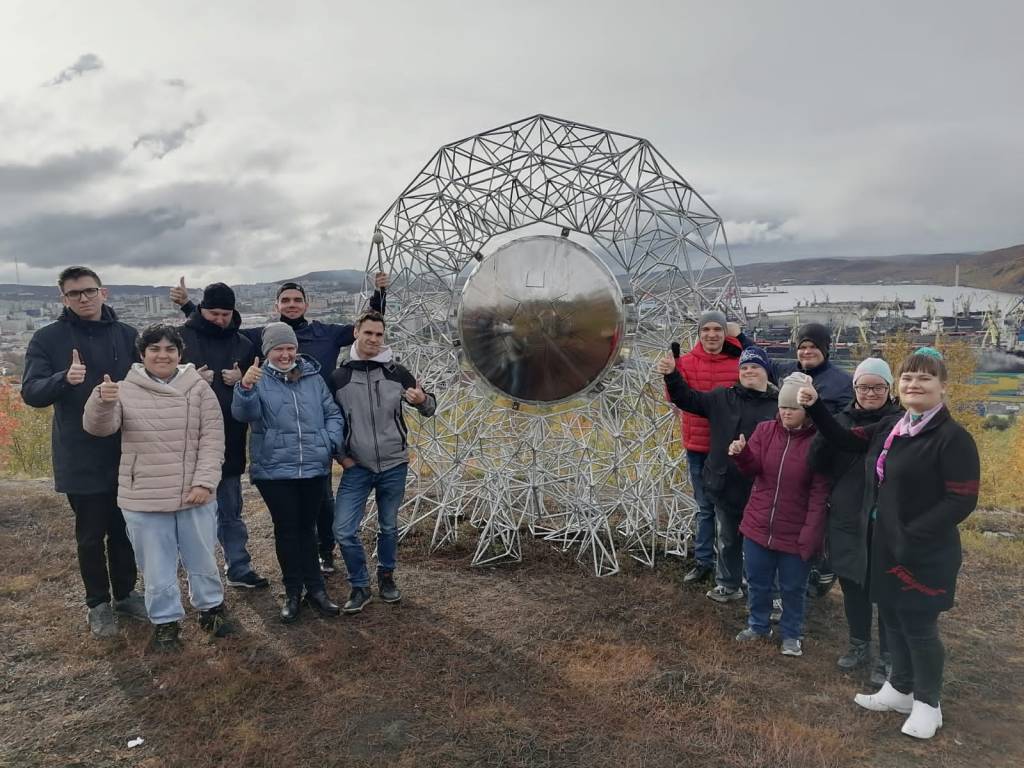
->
xmin=675 ymin=338 xmax=742 ymax=453
xmin=732 ymin=417 xmax=830 ymax=560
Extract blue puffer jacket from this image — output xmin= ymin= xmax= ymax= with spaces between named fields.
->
xmin=771 ymin=359 xmax=853 ymax=415
xmin=231 ymin=356 xmax=344 ymax=481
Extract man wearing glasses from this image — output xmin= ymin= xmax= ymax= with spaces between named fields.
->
xmin=22 ymin=266 xmax=147 ymax=638
xmin=172 ymin=272 xmax=389 ymax=575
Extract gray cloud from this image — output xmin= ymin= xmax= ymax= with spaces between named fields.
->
xmin=45 ymin=53 xmax=104 ymax=86
xmin=132 ymin=113 xmax=206 ymax=159
xmin=164 ymin=78 xmax=187 ymax=88
xmin=0 ymin=148 xmax=122 ymax=200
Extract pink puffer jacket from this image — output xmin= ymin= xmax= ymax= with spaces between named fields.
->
xmin=83 ymin=364 xmax=224 ymax=512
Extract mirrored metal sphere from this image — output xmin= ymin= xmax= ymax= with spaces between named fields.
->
xmin=458 ymin=235 xmax=624 ymax=404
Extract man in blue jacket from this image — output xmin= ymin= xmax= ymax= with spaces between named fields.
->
xmin=21 ymin=266 xmax=147 ymax=637
xmin=171 ymin=272 xmax=388 ymax=575
xmin=769 ymin=323 xmax=853 ymax=415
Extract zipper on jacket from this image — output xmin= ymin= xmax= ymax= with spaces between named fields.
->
xmin=367 ymin=372 xmax=382 ymax=472
xmin=291 ymin=387 xmax=303 ymax=478
xmin=181 ymin=388 xmax=190 ymax=502
xmin=766 ymin=432 xmax=792 ymax=547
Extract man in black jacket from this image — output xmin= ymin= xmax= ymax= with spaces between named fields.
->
xmin=179 ymin=283 xmax=269 ymax=589
xmin=21 ymin=266 xmax=146 ymax=637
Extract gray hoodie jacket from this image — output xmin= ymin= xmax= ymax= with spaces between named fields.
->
xmin=330 ymin=346 xmax=436 ymax=472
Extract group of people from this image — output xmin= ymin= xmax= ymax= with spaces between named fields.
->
xmin=22 ymin=265 xmax=434 ymax=651
xmin=22 ymin=269 xmax=979 ymax=741
xmin=657 ymin=311 xmax=979 ymax=739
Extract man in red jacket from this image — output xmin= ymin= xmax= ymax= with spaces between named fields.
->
xmin=674 ymin=310 xmax=744 ymax=590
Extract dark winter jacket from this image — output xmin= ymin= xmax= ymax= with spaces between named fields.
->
xmin=732 ymin=418 xmax=831 ymax=560
xmin=807 ymin=399 xmax=979 ymax=612
xmin=330 ymin=348 xmax=436 ymax=473
xmin=179 ymin=309 xmax=257 ymax=477
xmin=21 ymin=306 xmax=138 ymax=494
xmin=231 ymin=356 xmax=344 ymax=481
xmin=180 ymin=290 xmax=383 ymax=382
xmin=673 ymin=337 xmax=743 ymax=453
xmin=809 ymin=399 xmax=903 ymax=584
xmin=771 ymin=359 xmax=853 ymax=414
xmin=663 ymin=369 xmax=779 ymax=509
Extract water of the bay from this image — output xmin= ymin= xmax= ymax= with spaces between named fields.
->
xmin=740 ymin=284 xmax=1020 ymax=317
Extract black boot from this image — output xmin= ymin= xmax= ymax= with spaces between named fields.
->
xmin=280 ymin=594 xmax=302 ymax=624
xmin=343 ymin=586 xmax=373 ymax=614
xmin=378 ymin=571 xmax=402 ymax=603
xmin=305 ymin=590 xmax=341 ymax=617
xmin=198 ymin=604 xmax=236 ymax=637
xmin=837 ymin=638 xmax=870 ymax=671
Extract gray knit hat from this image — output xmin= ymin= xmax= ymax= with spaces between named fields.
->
xmin=698 ymin=309 xmax=728 ymax=331
xmin=778 ymin=371 xmax=813 ymax=408
xmin=261 ymin=322 xmax=298 ymax=356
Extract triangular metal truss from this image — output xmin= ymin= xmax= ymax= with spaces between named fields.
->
xmin=364 ymin=115 xmax=743 ymax=576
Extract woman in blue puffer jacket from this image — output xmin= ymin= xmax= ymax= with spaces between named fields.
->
xmin=232 ymin=322 xmax=344 ymax=624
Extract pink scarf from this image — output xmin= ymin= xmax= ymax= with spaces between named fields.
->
xmin=875 ymin=402 xmax=944 ymax=483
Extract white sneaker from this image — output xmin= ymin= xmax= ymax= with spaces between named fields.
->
xmin=901 ymin=700 xmax=943 ymax=739
xmin=854 ymin=681 xmax=914 ymax=714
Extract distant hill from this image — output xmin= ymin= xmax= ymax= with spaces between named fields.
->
xmin=277 ymin=269 xmax=367 ymax=291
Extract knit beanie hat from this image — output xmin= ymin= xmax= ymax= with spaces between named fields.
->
xmin=698 ymin=310 xmax=728 ymax=331
xmin=853 ymin=357 xmax=893 ymax=386
xmin=201 ymin=282 xmax=235 ymax=311
xmin=796 ymin=322 xmax=831 ymax=358
xmin=914 ymin=346 xmax=944 ymax=360
xmin=261 ymin=322 xmax=298 ymax=355
xmin=778 ymin=371 xmax=813 ymax=408
xmin=738 ymin=345 xmax=771 ymax=374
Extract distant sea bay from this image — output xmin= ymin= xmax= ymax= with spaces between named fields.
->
xmin=740 ymin=284 xmax=1021 ymax=317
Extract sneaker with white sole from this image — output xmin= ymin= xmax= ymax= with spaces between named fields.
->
xmin=707 ymin=585 xmax=744 ymax=603
xmin=781 ymin=637 xmax=803 ymax=657
xmin=901 ymin=700 xmax=942 ymax=739
xmin=226 ymin=571 xmax=270 ymax=589
xmin=735 ymin=627 xmax=772 ymax=642
xmin=854 ymin=681 xmax=914 ymax=714
xmin=87 ymin=603 xmax=117 ymax=638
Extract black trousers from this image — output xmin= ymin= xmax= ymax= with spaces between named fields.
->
xmin=316 ymin=473 xmax=336 ymax=557
xmin=878 ymin=603 xmax=943 ymax=707
xmin=255 ymin=478 xmax=326 ymax=597
xmin=839 ymin=576 xmax=888 ymax=653
xmin=66 ymin=492 xmax=138 ymax=608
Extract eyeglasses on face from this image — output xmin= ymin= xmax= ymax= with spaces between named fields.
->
xmin=854 ymin=384 xmax=889 ymax=395
xmin=63 ymin=287 xmax=101 ymax=301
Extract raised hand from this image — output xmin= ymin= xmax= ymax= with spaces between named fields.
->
xmin=196 ymin=364 xmax=214 ymax=384
xmin=655 ymin=357 xmax=675 ymax=376
xmin=374 ymin=272 xmax=389 ymax=290
xmin=98 ymin=374 xmax=120 ymax=403
xmin=169 ymin=276 xmax=188 ymax=306
xmin=403 ymin=385 xmax=426 ymax=405
xmin=241 ymin=357 xmax=263 ymax=389
xmin=728 ymin=433 xmax=747 ymax=456
xmin=185 ymin=486 xmax=212 ymax=505
xmin=797 ymin=386 xmax=818 ymax=407
xmin=221 ymin=362 xmax=242 ymax=386
xmin=66 ymin=349 xmax=87 ymax=385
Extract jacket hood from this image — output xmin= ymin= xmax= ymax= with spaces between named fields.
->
xmin=186 ymin=306 xmax=243 ymax=337
xmin=263 ymin=353 xmax=321 ymax=380
xmin=349 ymin=344 xmax=394 ymax=363
xmin=59 ymin=304 xmax=119 ymax=327
xmin=127 ymin=362 xmax=206 ymax=394
xmin=278 ymin=314 xmax=309 ymax=331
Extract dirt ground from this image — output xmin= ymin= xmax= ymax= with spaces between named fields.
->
xmin=1 ymin=477 xmax=1022 ymax=768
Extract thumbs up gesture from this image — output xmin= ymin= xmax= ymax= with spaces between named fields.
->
xmin=797 ymin=386 xmax=818 ymax=407
xmin=98 ymin=374 xmax=120 ymax=402
xmin=169 ymin=276 xmax=188 ymax=306
xmin=728 ymin=433 xmax=747 ymax=456
xmin=403 ymin=384 xmax=426 ymax=405
xmin=221 ymin=362 xmax=242 ymax=386
xmin=196 ymin=364 xmax=214 ymax=384
xmin=374 ymin=272 xmax=389 ymax=290
xmin=655 ymin=356 xmax=675 ymax=376
xmin=66 ymin=349 xmax=87 ymax=385
xmin=241 ymin=357 xmax=263 ymax=389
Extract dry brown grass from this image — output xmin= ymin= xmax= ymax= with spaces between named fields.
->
xmin=1 ymin=478 xmax=1022 ymax=768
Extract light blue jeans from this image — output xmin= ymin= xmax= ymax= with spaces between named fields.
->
xmin=122 ymin=501 xmax=224 ymax=625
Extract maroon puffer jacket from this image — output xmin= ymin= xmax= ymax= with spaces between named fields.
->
xmin=674 ymin=337 xmax=742 ymax=453
xmin=732 ymin=417 xmax=830 ymax=560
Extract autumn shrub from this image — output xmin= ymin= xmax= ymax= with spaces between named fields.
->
xmin=0 ymin=378 xmax=52 ymax=478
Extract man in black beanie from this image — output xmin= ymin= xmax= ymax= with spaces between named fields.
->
xmin=769 ymin=322 xmax=852 ymax=415
xmin=179 ymin=283 xmax=269 ymax=589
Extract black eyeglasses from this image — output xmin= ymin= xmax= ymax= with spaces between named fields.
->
xmin=63 ymin=287 xmax=101 ymax=301
xmin=854 ymin=384 xmax=889 ymax=395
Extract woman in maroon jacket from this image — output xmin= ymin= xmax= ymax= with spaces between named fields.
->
xmin=728 ymin=372 xmax=831 ymax=657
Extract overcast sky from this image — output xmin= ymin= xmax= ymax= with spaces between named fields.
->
xmin=2 ymin=0 xmax=1022 ymax=287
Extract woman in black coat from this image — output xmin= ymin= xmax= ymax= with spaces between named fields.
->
xmin=809 ymin=358 xmax=903 ymax=682
xmin=799 ymin=348 xmax=979 ymax=740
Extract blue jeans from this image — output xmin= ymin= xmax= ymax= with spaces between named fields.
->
xmin=122 ymin=501 xmax=224 ymax=625
xmin=743 ymin=538 xmax=810 ymax=640
xmin=686 ymin=450 xmax=716 ymax=567
xmin=216 ymin=475 xmax=254 ymax=580
xmin=334 ymin=463 xmax=409 ymax=588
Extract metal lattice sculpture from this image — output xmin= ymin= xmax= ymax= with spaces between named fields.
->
xmin=364 ymin=115 xmax=744 ymax=575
